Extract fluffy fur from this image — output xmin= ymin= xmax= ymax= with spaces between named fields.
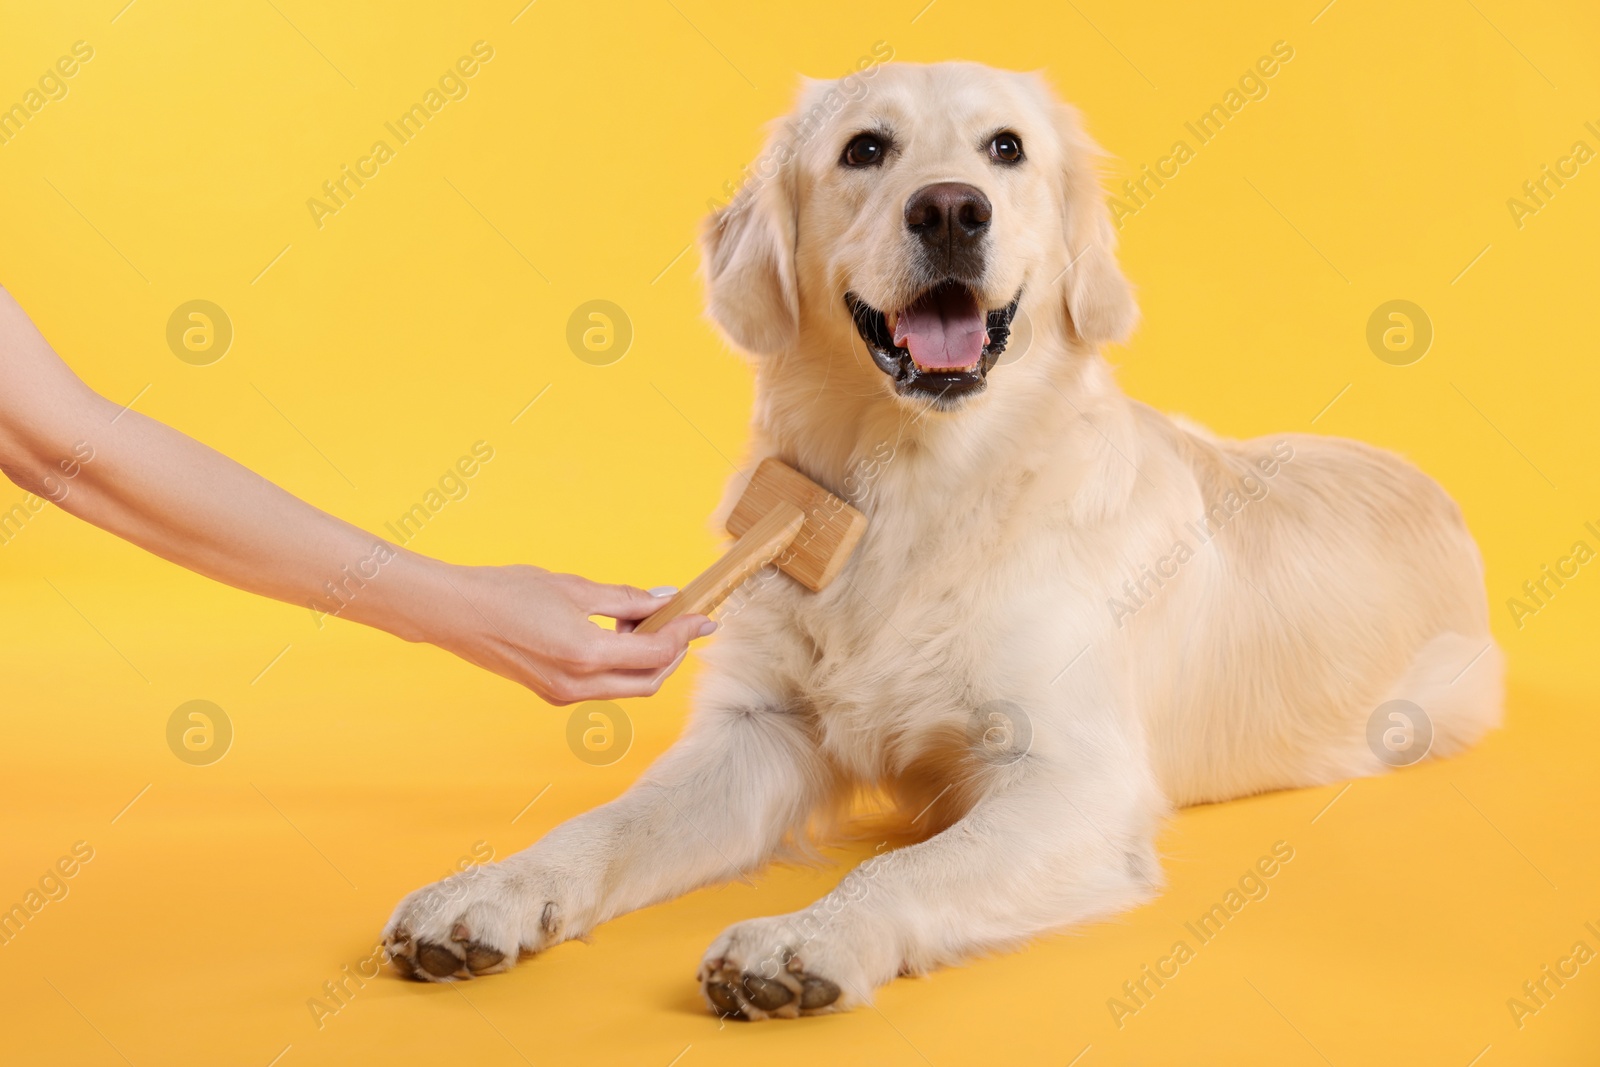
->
xmin=383 ymin=62 xmax=1501 ymax=1019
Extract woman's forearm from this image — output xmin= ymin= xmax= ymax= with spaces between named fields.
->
xmin=0 ymin=287 xmax=712 ymax=702
xmin=29 ymin=397 xmax=440 ymax=640
xmin=0 ymin=289 xmax=432 ymax=640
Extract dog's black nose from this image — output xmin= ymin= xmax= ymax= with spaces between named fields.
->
xmin=904 ymin=182 xmax=991 ymax=275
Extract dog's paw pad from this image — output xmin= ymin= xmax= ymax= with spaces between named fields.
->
xmin=390 ymin=949 xmax=419 ymax=981
xmin=704 ymin=978 xmax=747 ymax=1020
xmin=382 ymin=867 xmax=534 ymax=983
xmin=698 ymin=954 xmax=841 ymax=1021
xmin=416 ymin=942 xmax=464 ymax=978
xmin=742 ymin=975 xmax=795 ymax=1011
xmin=799 ymin=975 xmax=841 ymax=1010
xmin=464 ymin=942 xmax=507 ymax=973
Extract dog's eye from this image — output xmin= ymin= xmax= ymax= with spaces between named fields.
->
xmin=842 ymin=133 xmax=886 ymax=168
xmin=989 ymin=133 xmax=1024 ymax=164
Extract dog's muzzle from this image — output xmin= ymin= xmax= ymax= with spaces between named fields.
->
xmin=846 ymin=283 xmax=1022 ymax=406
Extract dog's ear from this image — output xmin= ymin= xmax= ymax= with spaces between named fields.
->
xmin=1051 ymin=101 xmax=1138 ymax=347
xmin=699 ymin=125 xmax=799 ymax=356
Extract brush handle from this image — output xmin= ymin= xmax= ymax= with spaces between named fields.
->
xmin=634 ymin=503 xmax=806 ymax=635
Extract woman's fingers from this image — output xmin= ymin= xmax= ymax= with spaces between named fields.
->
xmin=578 ymin=579 xmax=679 ymax=621
xmin=614 ymin=590 xmax=677 ymax=633
xmin=590 ymin=653 xmax=691 ymax=700
xmin=534 ymin=650 xmax=690 ymax=704
xmin=453 ymin=570 xmax=716 ymax=701
xmin=594 ymin=614 xmax=714 ymax=671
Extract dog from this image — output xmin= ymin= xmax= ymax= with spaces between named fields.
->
xmin=382 ymin=61 xmax=1502 ymax=1020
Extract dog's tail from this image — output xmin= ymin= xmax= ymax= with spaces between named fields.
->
xmin=1397 ymin=631 xmax=1504 ymax=759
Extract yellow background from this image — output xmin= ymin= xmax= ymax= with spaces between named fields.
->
xmin=2 ymin=0 xmax=1597 ymax=1063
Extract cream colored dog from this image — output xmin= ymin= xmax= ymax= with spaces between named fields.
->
xmin=383 ymin=62 xmax=1501 ymax=1019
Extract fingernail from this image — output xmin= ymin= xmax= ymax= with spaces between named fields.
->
xmin=649 ymin=586 xmax=679 ymax=598
xmin=697 ymin=620 xmax=718 ymax=638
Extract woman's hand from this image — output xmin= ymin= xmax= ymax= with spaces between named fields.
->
xmin=410 ymin=564 xmax=713 ymax=704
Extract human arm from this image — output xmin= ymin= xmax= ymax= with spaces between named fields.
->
xmin=0 ymin=288 xmax=710 ymax=703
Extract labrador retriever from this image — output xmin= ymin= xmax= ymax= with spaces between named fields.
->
xmin=382 ymin=61 xmax=1502 ymax=1020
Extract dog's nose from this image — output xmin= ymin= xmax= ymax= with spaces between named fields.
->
xmin=904 ymin=182 xmax=992 ymax=263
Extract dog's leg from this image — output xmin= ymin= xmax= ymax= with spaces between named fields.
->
xmin=697 ymin=731 xmax=1165 ymax=1019
xmin=384 ymin=703 xmax=829 ymax=981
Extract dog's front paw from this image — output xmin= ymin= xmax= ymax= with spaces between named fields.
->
xmin=698 ymin=917 xmax=856 ymax=1020
xmin=382 ymin=864 xmax=559 ymax=982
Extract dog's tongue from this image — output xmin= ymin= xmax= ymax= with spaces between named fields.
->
xmin=892 ymin=286 xmax=987 ymax=370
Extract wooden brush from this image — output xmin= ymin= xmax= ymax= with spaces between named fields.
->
xmin=635 ymin=458 xmax=867 ymax=634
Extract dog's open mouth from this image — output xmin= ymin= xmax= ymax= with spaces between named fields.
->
xmin=846 ymin=282 xmax=1022 ymax=404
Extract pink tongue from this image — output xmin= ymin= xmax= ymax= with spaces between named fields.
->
xmin=892 ymin=287 xmax=988 ymax=370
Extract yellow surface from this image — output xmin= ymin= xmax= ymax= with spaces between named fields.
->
xmin=2 ymin=1 xmax=1597 ymax=1064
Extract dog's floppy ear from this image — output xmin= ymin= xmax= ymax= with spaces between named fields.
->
xmin=1051 ymin=101 xmax=1137 ymax=347
xmin=699 ymin=123 xmax=800 ymax=356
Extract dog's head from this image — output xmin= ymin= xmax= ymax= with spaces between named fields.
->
xmin=701 ymin=61 xmax=1136 ymax=411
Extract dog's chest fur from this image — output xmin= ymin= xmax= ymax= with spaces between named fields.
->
xmin=739 ymin=442 xmax=1076 ymax=784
